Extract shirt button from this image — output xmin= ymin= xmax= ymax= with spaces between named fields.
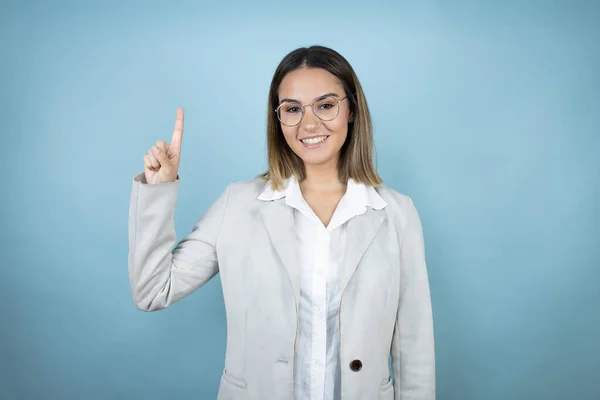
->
xmin=350 ymin=359 xmax=363 ymax=372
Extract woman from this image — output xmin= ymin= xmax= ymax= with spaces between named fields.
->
xmin=128 ymin=45 xmax=435 ymax=400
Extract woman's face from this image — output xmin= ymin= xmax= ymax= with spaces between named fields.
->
xmin=277 ymin=67 xmax=352 ymax=170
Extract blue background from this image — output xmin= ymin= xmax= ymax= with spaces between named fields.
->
xmin=1 ymin=0 xmax=598 ymax=399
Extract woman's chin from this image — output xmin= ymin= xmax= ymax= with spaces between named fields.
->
xmin=299 ymin=153 xmax=338 ymax=168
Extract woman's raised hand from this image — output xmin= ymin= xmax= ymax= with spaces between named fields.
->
xmin=143 ymin=108 xmax=184 ymax=184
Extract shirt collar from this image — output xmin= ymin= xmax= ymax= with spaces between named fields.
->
xmin=257 ymin=176 xmax=387 ymax=211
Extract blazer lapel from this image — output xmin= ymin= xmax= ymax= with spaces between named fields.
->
xmin=339 ymin=209 xmax=385 ymax=296
xmin=259 ymin=200 xmax=300 ymax=310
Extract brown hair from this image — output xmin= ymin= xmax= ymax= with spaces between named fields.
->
xmin=258 ymin=45 xmax=383 ymax=190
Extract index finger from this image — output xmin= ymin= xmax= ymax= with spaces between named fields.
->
xmin=170 ymin=107 xmax=184 ymax=153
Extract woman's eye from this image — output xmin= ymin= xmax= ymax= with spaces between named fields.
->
xmin=318 ymin=102 xmax=335 ymax=110
xmin=285 ymin=106 xmax=300 ymax=113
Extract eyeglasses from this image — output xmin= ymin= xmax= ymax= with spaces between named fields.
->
xmin=275 ymin=95 xmax=348 ymax=127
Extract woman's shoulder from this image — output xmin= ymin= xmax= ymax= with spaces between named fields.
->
xmin=374 ymin=184 xmax=411 ymax=206
xmin=373 ymin=184 xmax=420 ymax=218
xmin=222 ymin=177 xmax=269 ymax=204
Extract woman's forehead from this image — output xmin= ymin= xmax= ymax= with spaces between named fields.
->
xmin=278 ymin=68 xmax=343 ymax=102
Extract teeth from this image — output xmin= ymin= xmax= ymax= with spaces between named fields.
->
xmin=301 ymin=136 xmax=328 ymax=145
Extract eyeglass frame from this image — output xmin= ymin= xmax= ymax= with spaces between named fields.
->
xmin=275 ymin=95 xmax=348 ymax=127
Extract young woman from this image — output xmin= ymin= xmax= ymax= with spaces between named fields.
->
xmin=129 ymin=45 xmax=435 ymax=400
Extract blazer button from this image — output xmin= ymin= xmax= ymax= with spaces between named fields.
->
xmin=350 ymin=359 xmax=362 ymax=372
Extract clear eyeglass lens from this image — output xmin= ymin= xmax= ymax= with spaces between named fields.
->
xmin=313 ymin=97 xmax=339 ymax=121
xmin=278 ymin=103 xmax=303 ymax=126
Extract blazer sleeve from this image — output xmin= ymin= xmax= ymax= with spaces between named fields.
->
xmin=128 ymin=172 xmax=230 ymax=311
xmin=391 ymin=196 xmax=436 ymax=399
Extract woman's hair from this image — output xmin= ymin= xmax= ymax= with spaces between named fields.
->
xmin=259 ymin=45 xmax=383 ymax=190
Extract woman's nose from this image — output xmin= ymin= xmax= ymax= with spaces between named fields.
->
xmin=301 ymin=106 xmax=321 ymax=131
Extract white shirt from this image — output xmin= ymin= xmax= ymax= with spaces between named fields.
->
xmin=258 ymin=176 xmax=387 ymax=400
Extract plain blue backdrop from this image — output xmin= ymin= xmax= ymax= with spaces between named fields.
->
xmin=1 ymin=0 xmax=598 ymax=399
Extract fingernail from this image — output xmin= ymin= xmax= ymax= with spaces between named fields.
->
xmin=152 ymin=147 xmax=159 ymax=153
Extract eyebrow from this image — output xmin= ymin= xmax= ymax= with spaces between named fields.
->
xmin=279 ymin=92 xmax=340 ymax=104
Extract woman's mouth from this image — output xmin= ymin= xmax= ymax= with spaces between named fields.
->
xmin=300 ymin=135 xmax=329 ymax=148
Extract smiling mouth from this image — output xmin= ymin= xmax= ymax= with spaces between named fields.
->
xmin=300 ymin=135 xmax=329 ymax=145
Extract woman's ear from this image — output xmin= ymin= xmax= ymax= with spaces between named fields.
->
xmin=348 ymin=110 xmax=354 ymax=123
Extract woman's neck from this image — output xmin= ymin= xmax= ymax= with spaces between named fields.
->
xmin=301 ymin=162 xmax=345 ymax=193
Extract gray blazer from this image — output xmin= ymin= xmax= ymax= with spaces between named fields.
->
xmin=128 ymin=173 xmax=435 ymax=400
